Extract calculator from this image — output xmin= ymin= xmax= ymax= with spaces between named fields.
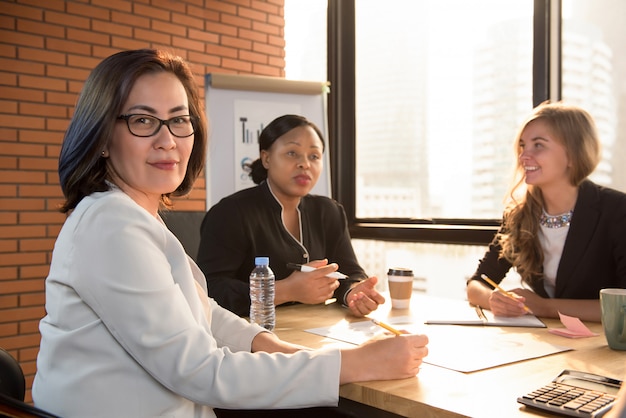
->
xmin=517 ymin=370 xmax=621 ymax=417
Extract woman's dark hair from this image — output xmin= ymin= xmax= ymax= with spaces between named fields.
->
xmin=58 ymin=49 xmax=207 ymax=213
xmin=248 ymin=114 xmax=325 ymax=184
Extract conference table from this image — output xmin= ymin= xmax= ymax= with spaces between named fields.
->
xmin=272 ymin=293 xmax=626 ymax=418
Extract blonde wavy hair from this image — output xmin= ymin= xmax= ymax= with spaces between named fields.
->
xmin=498 ymin=102 xmax=601 ymax=288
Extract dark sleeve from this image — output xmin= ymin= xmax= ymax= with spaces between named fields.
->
xmin=318 ymin=200 xmax=367 ymax=302
xmin=610 ymin=192 xmax=626 ymax=287
xmin=467 ymin=227 xmax=512 ymax=288
xmin=196 ymin=200 xmax=252 ymax=317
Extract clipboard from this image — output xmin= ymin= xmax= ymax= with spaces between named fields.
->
xmin=425 ymin=304 xmax=546 ymax=328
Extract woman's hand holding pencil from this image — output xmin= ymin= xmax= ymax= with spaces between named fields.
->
xmin=481 ymin=274 xmax=533 ymax=314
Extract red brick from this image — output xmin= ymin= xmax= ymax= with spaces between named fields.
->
xmin=67 ymin=28 xmax=111 ymax=46
xmin=0 ymin=114 xmax=45 ymax=130
xmin=110 ymin=11 xmax=150 ymax=29
xmin=239 ymin=7 xmax=268 ymax=23
xmin=65 ymin=2 xmax=112 ymax=20
xmin=19 ymin=102 xmax=67 ymax=118
xmin=0 ymin=29 xmax=44 ymax=48
xmin=204 ymin=21 xmax=238 ymax=37
xmin=133 ymin=3 xmax=170 ymax=21
xmin=17 ymin=19 xmax=65 ymax=39
xmin=252 ymin=62 xmax=281 ymax=77
xmin=205 ymin=2 xmax=238 ymax=15
xmin=221 ymin=14 xmax=252 ymax=29
xmin=47 ymin=64 xmax=91 ymax=82
xmin=221 ymin=58 xmax=252 ymax=72
xmin=0 ymin=170 xmax=45 ymax=184
xmin=19 ymin=211 xmax=64 ymax=224
xmin=0 ymin=277 xmax=46 ymax=294
xmin=19 ymin=185 xmax=62 ymax=198
xmin=0 ymin=333 xmax=42 ymax=348
xmin=188 ymin=28 xmax=219 ymax=44
xmin=0 ymin=267 xmax=18 ymax=281
xmin=0 ymin=295 xmax=18 ymax=309
xmin=44 ymin=10 xmax=91 ymax=29
xmin=0 ymin=239 xmax=17 ymax=252
xmin=172 ymin=36 xmax=204 ymax=53
xmin=20 ymin=265 xmax=51 ymax=280
xmin=19 ymin=292 xmax=45 ymax=307
xmin=19 ymin=130 xmax=65 ymax=145
xmin=252 ymin=0 xmax=282 ymax=15
xmin=172 ymin=13 xmax=204 ymax=31
xmin=0 ymin=44 xmax=17 ymax=58
xmin=45 ymin=38 xmax=92 ymax=56
xmin=19 ymin=0 xmax=65 ymax=12
xmin=19 ymin=322 xmax=41 ymax=338
xmin=0 ymin=322 xmax=18 ymax=337
xmin=0 ymin=198 xmax=45 ymax=211
xmin=19 ymin=75 xmax=67 ymax=92
xmin=0 ymin=58 xmax=45 ymax=76
xmin=253 ymin=40 xmax=282 ymax=57
xmin=110 ymin=37 xmax=150 ymax=51
xmin=0 ymin=155 xmax=18 ymax=168
xmin=91 ymin=0 xmax=132 ymax=13
xmin=0 ymin=143 xmax=45 ymax=158
xmin=46 ymin=118 xmax=71 ymax=132
xmin=239 ymin=49 xmax=269 ymax=65
xmin=220 ymin=35 xmax=252 ymax=51
xmin=44 ymin=91 xmax=76 ymax=108
xmin=0 ymin=3 xmax=44 ymax=21
xmin=0 ymin=185 xmax=17 ymax=197
xmin=0 ymin=100 xmax=18 ymax=113
xmin=238 ymin=27 xmax=268 ymax=43
xmin=0 ymin=86 xmax=45 ymax=102
xmin=0 ymin=254 xmax=47 ymax=272
xmin=92 ymin=19 xmax=133 ymax=37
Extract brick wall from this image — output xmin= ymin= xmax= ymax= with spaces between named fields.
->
xmin=0 ymin=0 xmax=285 ymax=402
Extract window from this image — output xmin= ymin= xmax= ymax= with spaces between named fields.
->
xmin=284 ymin=0 xmax=327 ymax=82
xmin=561 ymin=0 xmax=626 ymax=193
xmin=286 ymin=0 xmax=626 ymax=298
xmin=355 ymin=1 xmax=533 ymax=221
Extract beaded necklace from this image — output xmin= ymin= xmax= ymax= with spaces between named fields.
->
xmin=539 ymin=209 xmax=573 ymax=228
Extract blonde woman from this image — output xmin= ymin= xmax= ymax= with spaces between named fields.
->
xmin=467 ymin=102 xmax=626 ymax=322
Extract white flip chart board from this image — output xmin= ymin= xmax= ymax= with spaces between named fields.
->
xmin=204 ymin=73 xmax=330 ymax=207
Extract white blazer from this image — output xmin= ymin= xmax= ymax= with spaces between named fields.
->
xmin=33 ymin=189 xmax=340 ymax=417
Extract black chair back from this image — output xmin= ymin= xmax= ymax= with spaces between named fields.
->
xmin=0 ymin=348 xmax=25 ymax=401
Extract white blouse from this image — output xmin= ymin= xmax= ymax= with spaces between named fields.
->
xmin=538 ymin=224 xmax=570 ymax=298
xmin=33 ymin=188 xmax=340 ymax=417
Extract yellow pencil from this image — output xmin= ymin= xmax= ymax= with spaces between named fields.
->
xmin=370 ymin=318 xmax=403 ymax=336
xmin=481 ymin=274 xmax=532 ymax=313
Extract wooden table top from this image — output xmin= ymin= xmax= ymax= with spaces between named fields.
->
xmin=273 ymin=294 xmax=626 ymax=418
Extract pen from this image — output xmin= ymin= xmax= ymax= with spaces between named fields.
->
xmin=286 ymin=263 xmax=347 ymax=279
xmin=370 ymin=318 xmax=403 ymax=336
xmin=481 ymin=274 xmax=532 ymax=313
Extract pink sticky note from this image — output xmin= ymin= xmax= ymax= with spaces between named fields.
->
xmin=548 ymin=312 xmax=599 ymax=338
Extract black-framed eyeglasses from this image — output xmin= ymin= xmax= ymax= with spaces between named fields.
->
xmin=117 ymin=114 xmax=195 ymax=138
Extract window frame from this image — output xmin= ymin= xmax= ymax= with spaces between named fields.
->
xmin=326 ymin=0 xmax=561 ymax=245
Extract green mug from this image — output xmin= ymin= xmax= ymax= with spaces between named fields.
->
xmin=600 ymin=288 xmax=626 ymax=350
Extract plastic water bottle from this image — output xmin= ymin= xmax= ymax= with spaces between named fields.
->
xmin=249 ymin=256 xmax=275 ymax=331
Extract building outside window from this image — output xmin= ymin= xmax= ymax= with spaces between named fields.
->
xmin=284 ymin=0 xmax=626 ymax=299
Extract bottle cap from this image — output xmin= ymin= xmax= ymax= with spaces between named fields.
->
xmin=387 ymin=267 xmax=413 ymax=276
xmin=255 ymin=256 xmax=270 ymax=266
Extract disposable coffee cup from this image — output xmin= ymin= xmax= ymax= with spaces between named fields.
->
xmin=600 ymin=288 xmax=626 ymax=350
xmin=387 ymin=268 xmax=414 ymax=309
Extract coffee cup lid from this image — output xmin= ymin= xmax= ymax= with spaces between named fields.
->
xmin=387 ymin=267 xmax=413 ymax=276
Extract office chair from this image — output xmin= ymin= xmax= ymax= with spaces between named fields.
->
xmin=0 ymin=348 xmax=60 ymax=418
xmin=0 ymin=348 xmax=24 ymax=402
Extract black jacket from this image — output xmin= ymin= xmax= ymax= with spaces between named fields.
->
xmin=469 ymin=180 xmax=626 ymax=298
xmin=197 ymin=181 xmax=366 ymax=316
